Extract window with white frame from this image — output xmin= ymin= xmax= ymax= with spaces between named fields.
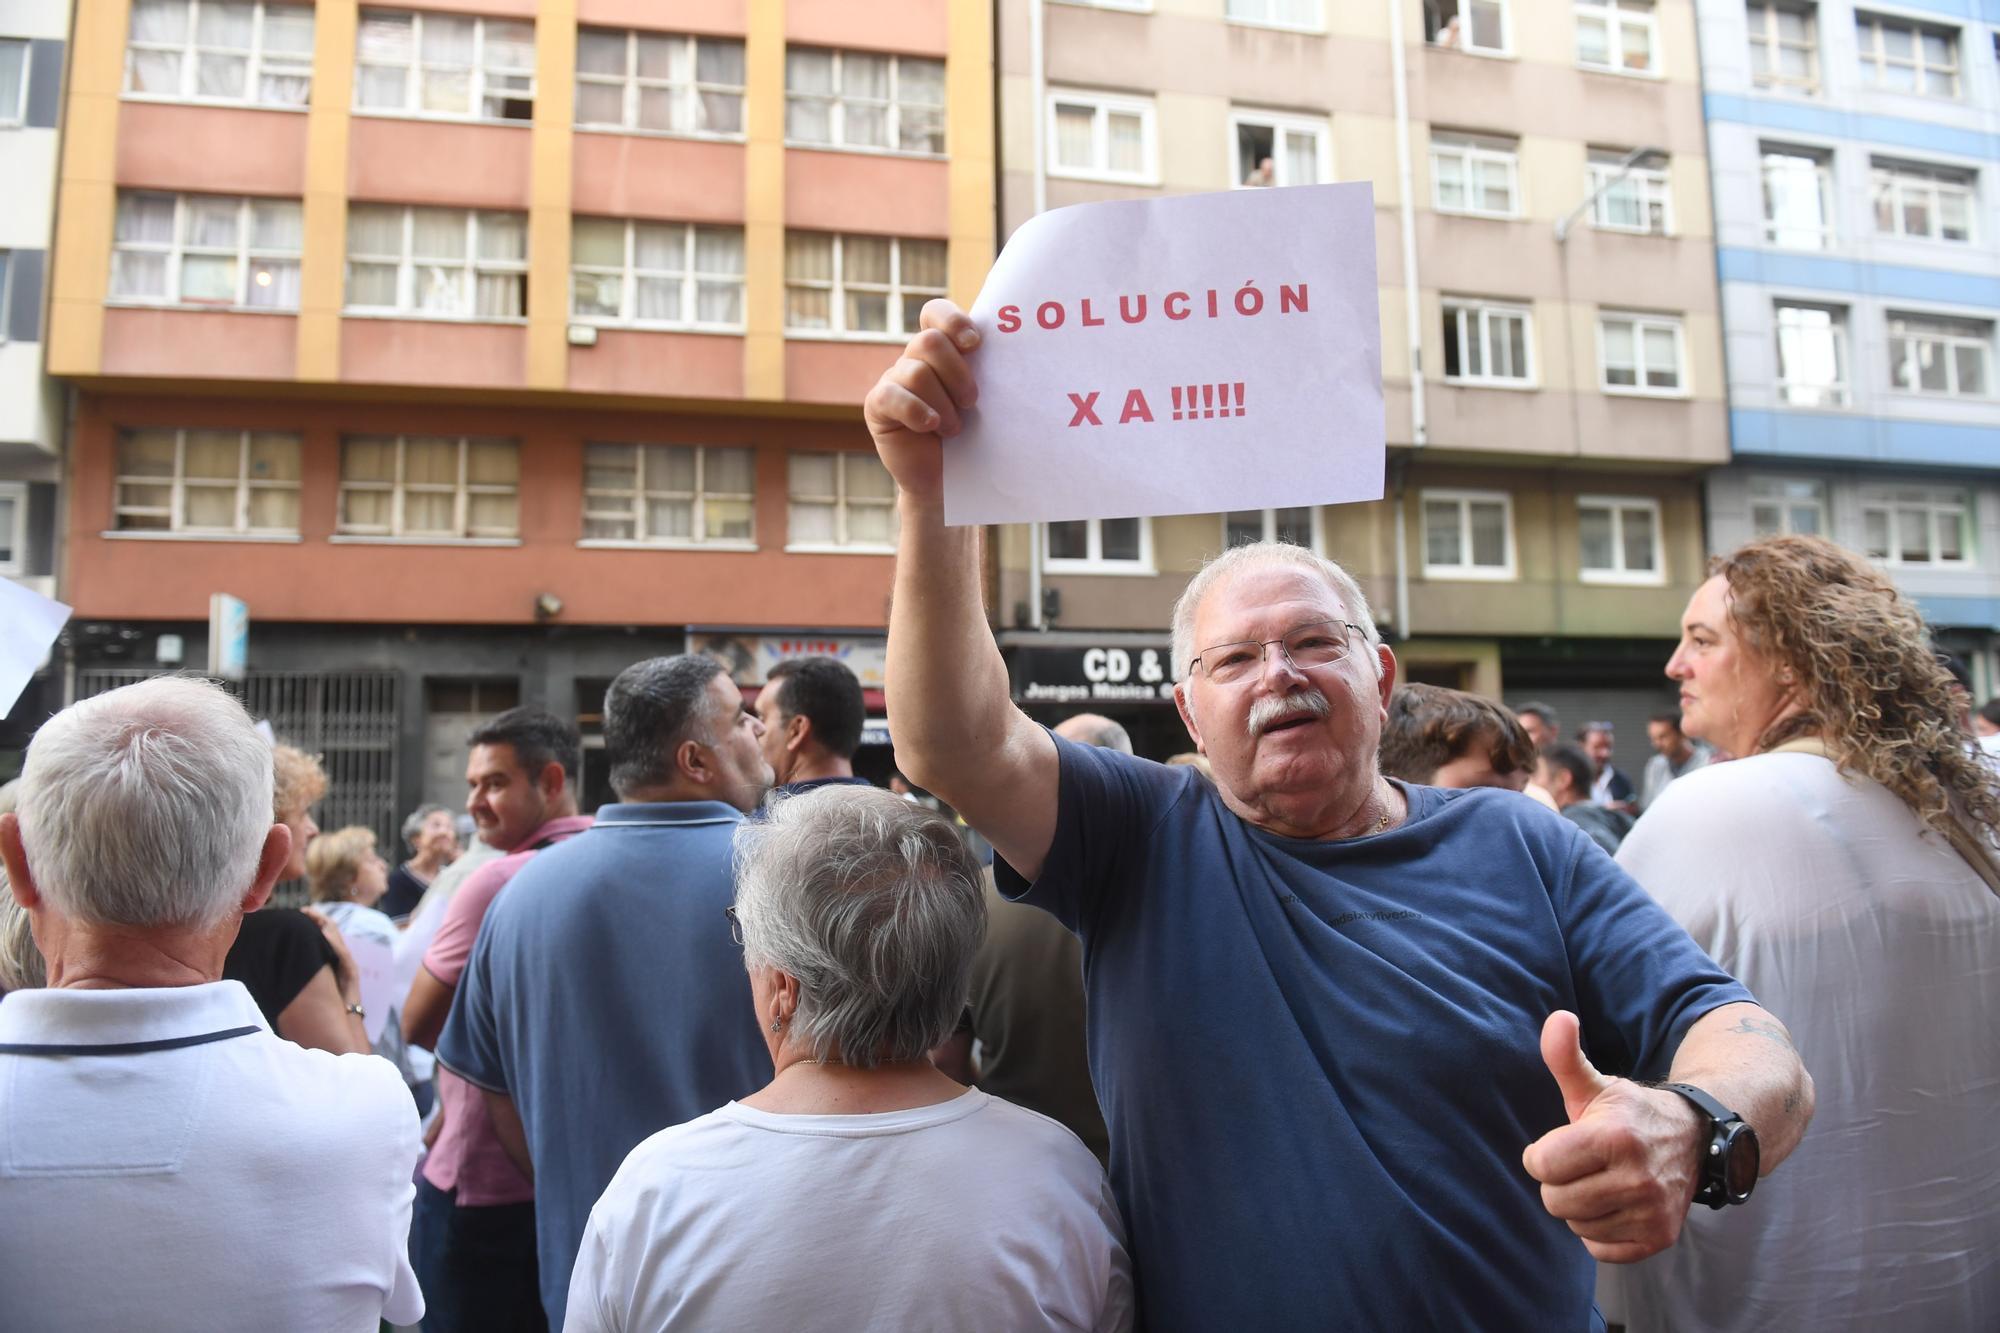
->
xmin=1589 ymin=148 xmax=1671 ymax=234
xmin=1871 ymin=160 xmax=1975 ymax=243
xmin=1421 ymin=490 xmax=1513 ymax=578
xmin=112 ymin=428 xmax=302 ymax=535
xmin=0 ymin=480 xmax=21 ymax=573
xmin=346 ymin=206 xmax=527 ymax=320
xmin=1442 ymin=298 xmax=1534 ymax=386
xmin=1760 ymin=145 xmax=1835 ymax=249
xmin=1598 ymin=312 xmax=1683 ymax=394
xmin=110 ymin=192 xmax=303 ymax=310
xmin=571 ymin=219 xmax=745 ymax=329
xmin=1049 ymin=90 xmax=1156 ymax=183
xmin=1577 ymin=496 xmax=1663 ymax=582
xmin=785 ymin=48 xmax=944 ymax=155
xmin=1232 ymin=111 xmax=1329 ymax=188
xmin=0 ymin=39 xmax=25 ymax=126
xmin=1886 ymin=313 xmax=1990 ymax=398
xmin=1224 ymin=507 xmax=1319 ymax=550
xmin=1426 ymin=0 xmax=1510 ymax=54
xmin=1575 ymin=0 xmax=1656 ymax=74
xmin=354 ymin=9 xmax=534 ymax=121
xmin=337 ymin=435 xmax=519 ymax=539
xmin=581 ymin=443 xmax=753 ymax=545
xmin=1056 ymin=0 xmax=1153 ymax=9
xmin=1855 ymin=13 xmax=1958 ymax=98
xmin=1774 ymin=302 xmax=1850 ymax=407
xmin=1225 ymin=0 xmax=1322 ymax=30
xmin=784 ymin=232 xmax=946 ymax=339
xmin=1045 ymin=517 xmax=1151 ymax=571
xmin=574 ymin=29 xmax=744 ymax=136
xmin=1747 ymin=1 xmax=1817 ymax=93
xmin=125 ymin=0 xmax=314 ymax=107
xmin=1749 ymin=476 xmax=1827 ymax=537
xmin=1431 ymin=132 xmax=1519 ymax=218
xmin=1861 ymin=487 xmax=1972 ymax=565
xmin=788 ymin=452 xmax=897 ymax=550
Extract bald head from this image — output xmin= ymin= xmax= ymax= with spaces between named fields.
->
xmin=1054 ymin=713 xmax=1134 ymax=754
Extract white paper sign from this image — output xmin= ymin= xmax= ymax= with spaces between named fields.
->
xmin=0 ymin=579 xmax=70 ymax=717
xmin=943 ymin=183 xmax=1383 ymax=527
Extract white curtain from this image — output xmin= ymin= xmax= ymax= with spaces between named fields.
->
xmin=1107 ymin=113 xmax=1144 ymax=175
xmin=634 ymin=276 xmax=680 ymax=322
xmin=1284 ymin=131 xmax=1320 ymax=186
xmin=577 ymin=30 xmax=626 ymax=77
xmin=696 ymin=40 xmax=744 ymax=87
xmin=196 ymin=2 xmax=254 ymax=49
xmin=475 ymin=212 xmax=526 ymax=262
xmin=117 ymin=193 xmax=177 ymax=244
xmin=572 ymin=218 xmax=624 ymax=269
xmin=131 ymin=0 xmax=189 ymax=43
xmin=247 ymin=260 xmax=301 ymax=310
xmin=474 ymin=273 xmax=523 ymax=319
xmin=633 ymin=222 xmax=685 ymax=272
xmin=410 ymin=209 xmax=466 ymax=261
xmin=250 ymin=199 xmax=302 ymax=251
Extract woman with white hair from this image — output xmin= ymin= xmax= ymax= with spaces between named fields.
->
xmin=566 ymin=785 xmax=1132 ymax=1332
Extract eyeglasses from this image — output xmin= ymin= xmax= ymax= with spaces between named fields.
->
xmin=724 ymin=906 xmax=744 ymax=947
xmin=1188 ymin=620 xmax=1367 ymax=685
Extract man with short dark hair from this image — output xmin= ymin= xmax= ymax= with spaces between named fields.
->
xmin=436 ymin=656 xmax=775 ymax=1329
xmin=1380 ymin=684 xmax=1535 ymax=791
xmin=1640 ymin=714 xmax=1710 ymax=812
xmin=755 ymin=656 xmax=871 ymax=797
xmin=1536 ymin=743 xmax=1631 ymax=856
xmin=403 ymin=706 xmax=593 ymax=1333
xmin=1579 ymin=722 xmax=1637 ymax=810
xmin=1514 ymin=701 xmax=1559 ymax=749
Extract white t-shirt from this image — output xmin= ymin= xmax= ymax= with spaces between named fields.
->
xmin=1606 ymin=752 xmax=2000 ymax=1333
xmin=566 ymin=1088 xmax=1133 ymax=1332
xmin=0 ymin=980 xmax=423 ymax=1332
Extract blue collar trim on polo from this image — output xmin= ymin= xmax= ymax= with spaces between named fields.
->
xmin=590 ymin=801 xmax=745 ymax=828
xmin=0 ymin=979 xmax=271 ymax=1050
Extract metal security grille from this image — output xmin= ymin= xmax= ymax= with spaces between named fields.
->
xmin=74 ymin=669 xmax=401 ymax=907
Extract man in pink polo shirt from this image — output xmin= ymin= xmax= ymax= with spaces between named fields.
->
xmin=402 ymin=707 xmax=592 ymax=1333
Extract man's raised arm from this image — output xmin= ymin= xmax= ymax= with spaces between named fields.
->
xmin=866 ymin=300 xmax=1060 ymax=881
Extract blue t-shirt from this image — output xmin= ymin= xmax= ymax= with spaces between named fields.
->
xmin=435 ymin=802 xmax=774 ymax=1329
xmin=994 ymin=736 xmax=1753 ymax=1332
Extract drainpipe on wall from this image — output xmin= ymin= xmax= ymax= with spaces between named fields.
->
xmin=1027 ymin=0 xmax=1048 ymax=629
xmin=1386 ymin=0 xmax=1426 ymax=643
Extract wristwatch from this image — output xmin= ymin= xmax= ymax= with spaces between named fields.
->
xmin=1652 ymin=1082 xmax=1759 ymax=1209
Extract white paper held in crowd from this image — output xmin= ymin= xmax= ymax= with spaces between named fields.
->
xmin=942 ymin=183 xmax=1384 ymax=527
xmin=0 ymin=579 xmax=70 ymax=716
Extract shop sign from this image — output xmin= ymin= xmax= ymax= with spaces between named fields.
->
xmin=1010 ymin=644 xmax=1177 ymax=705
xmin=693 ymin=633 xmax=888 ymax=688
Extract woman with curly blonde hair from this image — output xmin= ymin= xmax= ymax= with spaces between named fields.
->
xmin=1606 ymin=535 xmax=2000 ymax=1333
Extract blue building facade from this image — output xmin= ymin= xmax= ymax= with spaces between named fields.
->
xmin=1695 ymin=0 xmax=2000 ymax=693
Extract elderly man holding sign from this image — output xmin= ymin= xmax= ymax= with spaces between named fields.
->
xmin=866 ymin=290 xmax=1813 ymax=1327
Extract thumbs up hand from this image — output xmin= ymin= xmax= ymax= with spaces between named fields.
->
xmin=1521 ymin=1011 xmax=1705 ymax=1264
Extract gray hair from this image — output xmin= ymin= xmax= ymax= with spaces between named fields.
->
xmin=1170 ymin=541 xmax=1383 ymax=683
xmin=14 ymin=677 xmax=273 ymax=932
xmin=400 ymin=802 xmax=452 ymax=850
xmin=604 ymin=655 xmax=729 ymax=797
xmin=1055 ymin=712 xmax=1134 ymax=753
xmin=732 ymin=785 xmax=986 ymax=1069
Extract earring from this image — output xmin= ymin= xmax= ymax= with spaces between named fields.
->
xmin=770 ymin=1018 xmax=784 ymax=1032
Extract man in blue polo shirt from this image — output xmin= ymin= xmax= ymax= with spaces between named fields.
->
xmin=860 ymin=303 xmax=1816 ymax=1329
xmin=435 ymin=655 xmax=776 ymax=1329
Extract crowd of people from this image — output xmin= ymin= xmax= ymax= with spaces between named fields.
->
xmin=0 ymin=297 xmax=1994 ymax=1331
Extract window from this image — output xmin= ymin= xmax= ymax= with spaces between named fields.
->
xmin=1760 ymin=146 xmax=1834 ymax=249
xmin=784 ymin=232 xmax=946 ymax=340
xmin=1749 ymin=477 xmax=1827 ymax=537
xmin=1442 ymin=298 xmax=1534 ymax=386
xmin=125 ymin=0 xmax=314 ymax=107
xmin=1598 ymin=312 xmax=1683 ymax=394
xmin=1421 ymin=490 xmax=1513 ymax=578
xmin=1774 ymin=302 xmax=1849 ymax=407
xmin=1 ymin=37 xmax=30 ymax=125
xmin=1861 ymin=488 xmax=1972 ymax=565
xmin=571 ymin=219 xmax=745 ymax=329
xmin=354 ymin=9 xmax=534 ymax=121
xmin=112 ymin=428 xmax=302 ymax=535
xmin=345 ymin=206 xmax=527 ymax=320
xmin=1886 ymin=314 xmax=1989 ymax=398
xmin=1577 ymin=496 xmax=1663 ymax=583
xmin=787 ymin=452 xmax=896 ymax=551
xmin=109 ymin=192 xmax=303 ymax=310
xmin=1048 ymin=90 xmax=1156 ymax=183
xmin=337 ymin=435 xmax=519 ymax=540
xmin=1225 ymin=0 xmax=1321 ymax=30
xmin=1045 ymin=517 xmax=1152 ymax=572
xmin=1430 ymin=132 xmax=1519 ymax=218
xmin=1747 ymin=1 xmax=1816 ymax=93
xmin=1855 ymin=14 xmax=1958 ymax=97
xmin=785 ymin=48 xmax=944 ymax=155
xmin=581 ymin=443 xmax=753 ymax=546
xmin=1426 ymin=0 xmax=1510 ymax=55
xmin=1588 ymin=148 xmax=1671 ymax=234
xmin=1871 ymin=160 xmax=1975 ymax=243
xmin=0 ymin=481 xmax=26 ymax=574
xmin=1575 ymin=0 xmax=1655 ymax=74
xmin=1232 ymin=111 xmax=1329 ymax=188
xmin=1224 ymin=507 xmax=1319 ymax=550
xmin=574 ymin=29 xmax=743 ymax=137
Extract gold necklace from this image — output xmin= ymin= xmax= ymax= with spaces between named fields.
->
xmin=1371 ymin=786 xmax=1396 ymax=834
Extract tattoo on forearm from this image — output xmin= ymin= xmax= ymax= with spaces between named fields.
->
xmin=1727 ymin=1014 xmax=1796 ymax=1052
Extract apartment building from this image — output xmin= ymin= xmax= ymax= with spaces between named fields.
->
xmin=1694 ymin=0 xmax=2000 ymax=697
xmin=0 ymin=1 xmax=69 ymax=772
xmin=995 ymin=0 xmax=1729 ymax=755
xmin=45 ymin=0 xmax=993 ymax=829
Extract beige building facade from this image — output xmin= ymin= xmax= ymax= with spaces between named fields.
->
xmin=994 ymin=0 xmax=1727 ymax=756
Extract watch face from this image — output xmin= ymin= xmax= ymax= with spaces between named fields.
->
xmin=1724 ymin=1124 xmax=1761 ymax=1202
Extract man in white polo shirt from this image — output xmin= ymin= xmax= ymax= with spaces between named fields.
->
xmin=0 ymin=677 xmax=424 ymax=1333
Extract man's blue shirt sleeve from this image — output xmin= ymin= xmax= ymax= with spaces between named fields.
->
xmin=433 ymin=911 xmax=509 ymax=1094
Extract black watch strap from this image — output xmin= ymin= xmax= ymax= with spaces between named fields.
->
xmin=1651 ymin=1080 xmax=1757 ymax=1209
xmin=1655 ymin=1080 xmax=1731 ymax=1125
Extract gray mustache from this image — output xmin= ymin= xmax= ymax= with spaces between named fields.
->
xmin=1247 ymin=690 xmax=1331 ymax=738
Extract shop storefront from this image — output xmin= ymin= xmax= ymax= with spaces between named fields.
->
xmin=1001 ymin=633 xmax=1193 ymax=760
